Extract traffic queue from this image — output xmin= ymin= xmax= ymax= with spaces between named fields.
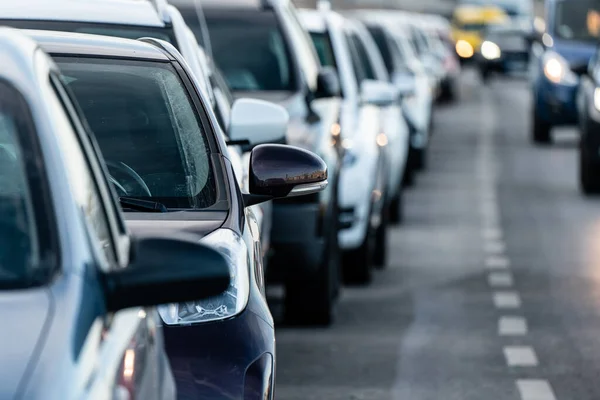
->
xmin=0 ymin=0 xmax=458 ymax=398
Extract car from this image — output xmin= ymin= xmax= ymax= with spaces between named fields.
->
xmin=350 ymin=14 xmax=434 ymax=175
xmin=458 ymin=0 xmax=535 ymax=29
xmin=29 ymin=29 xmax=329 ymax=399
xmin=0 ymin=27 xmax=233 ymax=399
xmin=530 ymin=0 xmax=598 ymax=144
xmin=476 ymin=23 xmax=531 ymax=81
xmin=201 ymin=0 xmax=343 ymax=325
xmin=0 ymin=0 xmax=279 ymax=283
xmin=576 ymin=41 xmax=600 ymax=194
xmin=298 ymin=8 xmax=389 ymax=283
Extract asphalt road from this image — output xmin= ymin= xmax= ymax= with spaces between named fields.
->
xmin=272 ymin=69 xmax=600 ymax=400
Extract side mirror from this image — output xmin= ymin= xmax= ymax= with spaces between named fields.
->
xmin=228 ymin=98 xmax=289 ymax=148
xmin=243 ymin=144 xmax=328 ymax=206
xmin=103 ymin=235 xmax=231 ymax=312
xmin=314 ymin=67 xmax=341 ymax=99
xmin=361 ymin=79 xmax=398 ymax=107
xmin=392 ymin=72 xmax=417 ymax=99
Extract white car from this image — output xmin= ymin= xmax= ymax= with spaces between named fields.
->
xmin=0 ymin=0 xmax=280 ymax=261
xmin=299 ymin=8 xmax=388 ymax=283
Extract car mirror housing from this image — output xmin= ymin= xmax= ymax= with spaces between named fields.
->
xmin=228 ymin=98 xmax=289 ymax=148
xmin=103 ymin=235 xmax=231 ymax=312
xmin=243 ymin=144 xmax=328 ymax=207
xmin=392 ymin=73 xmax=417 ymax=99
xmin=361 ymin=79 xmax=398 ymax=107
xmin=314 ymin=67 xmax=341 ymax=99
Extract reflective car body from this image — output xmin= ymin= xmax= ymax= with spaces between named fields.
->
xmin=31 ymin=30 xmax=277 ymax=399
xmin=450 ymin=4 xmax=509 ymax=60
xmin=530 ymin=0 xmax=598 ymax=143
xmin=476 ymin=23 xmax=531 ymax=79
xmin=202 ymin=0 xmax=343 ymax=325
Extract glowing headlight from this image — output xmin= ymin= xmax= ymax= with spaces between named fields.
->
xmin=543 ymin=51 xmax=578 ymax=85
xmin=594 ymin=88 xmax=600 ymax=112
xmin=481 ymin=41 xmax=501 ymax=60
xmin=158 ymin=229 xmax=250 ymax=325
xmin=455 ymin=40 xmax=474 ymax=58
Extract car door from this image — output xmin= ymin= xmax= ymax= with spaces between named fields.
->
xmin=47 ymin=72 xmax=174 ymax=400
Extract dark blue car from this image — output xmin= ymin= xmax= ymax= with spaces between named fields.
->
xmin=530 ymin=0 xmax=599 ymax=143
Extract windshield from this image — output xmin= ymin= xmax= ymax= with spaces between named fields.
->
xmin=459 ymin=0 xmax=532 ymax=17
xmin=204 ymin=10 xmax=296 ymax=91
xmin=554 ymin=0 xmax=600 ymax=41
xmin=56 ymin=57 xmax=216 ymax=210
xmin=0 ymin=19 xmax=177 ymax=45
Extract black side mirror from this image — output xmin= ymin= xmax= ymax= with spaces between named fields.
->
xmin=103 ymin=235 xmax=230 ymax=312
xmin=314 ymin=67 xmax=341 ymax=99
xmin=243 ymin=144 xmax=328 ymax=206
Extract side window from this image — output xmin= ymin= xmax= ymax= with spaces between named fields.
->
xmin=48 ymin=74 xmax=118 ymax=266
xmin=351 ymin=33 xmax=377 ymax=80
xmin=345 ymin=33 xmax=367 ymax=87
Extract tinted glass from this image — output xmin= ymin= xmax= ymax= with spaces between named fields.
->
xmin=310 ymin=32 xmax=336 ymax=68
xmin=368 ymin=26 xmax=394 ymax=74
xmin=350 ymin=34 xmax=376 ymax=80
xmin=554 ymin=0 xmax=600 ymax=42
xmin=56 ymin=57 xmax=216 ymax=209
xmin=205 ymin=10 xmax=296 ymax=91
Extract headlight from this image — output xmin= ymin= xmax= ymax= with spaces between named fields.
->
xmin=543 ymin=51 xmax=578 ymax=85
xmin=481 ymin=41 xmax=501 ymax=60
xmin=455 ymin=40 xmax=474 ymax=58
xmin=158 ymin=229 xmax=250 ymax=325
xmin=594 ymin=87 xmax=600 ymax=111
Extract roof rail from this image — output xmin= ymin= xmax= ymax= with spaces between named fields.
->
xmin=147 ymin=0 xmax=171 ymax=22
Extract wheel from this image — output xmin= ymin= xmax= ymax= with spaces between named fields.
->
xmin=373 ymin=202 xmax=389 ymax=269
xmin=413 ymin=147 xmax=427 ymax=171
xmin=531 ymin=110 xmax=552 ymax=144
xmin=285 ymin=205 xmax=340 ymax=326
xmin=388 ymin=188 xmax=404 ymax=225
xmin=580 ymin=145 xmax=600 ymax=195
xmin=342 ymin=224 xmax=373 ymax=285
xmin=402 ymin=163 xmax=415 ymax=187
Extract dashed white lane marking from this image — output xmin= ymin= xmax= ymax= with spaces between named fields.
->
xmin=484 ymin=240 xmax=506 ymax=254
xmin=485 ymin=256 xmax=511 ymax=269
xmin=516 ymin=380 xmax=557 ymax=400
xmin=493 ymin=291 xmax=522 ymax=308
xmin=499 ymin=316 xmax=528 ymax=336
xmin=504 ymin=346 xmax=539 ymax=367
xmin=488 ymin=272 xmax=514 ymax=287
xmin=482 ymin=227 xmax=503 ymax=241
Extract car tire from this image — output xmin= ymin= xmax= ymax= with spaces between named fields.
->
xmin=342 ymin=218 xmax=374 ymax=285
xmin=388 ymin=188 xmax=404 ymax=225
xmin=285 ymin=205 xmax=340 ymax=326
xmin=580 ymin=144 xmax=600 ymax=195
xmin=373 ymin=202 xmax=389 ymax=269
xmin=413 ymin=147 xmax=427 ymax=171
xmin=532 ymin=111 xmax=552 ymax=144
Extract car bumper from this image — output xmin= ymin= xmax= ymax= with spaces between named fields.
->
xmin=164 ymin=307 xmax=275 ymax=400
xmin=534 ymin=76 xmax=578 ymax=125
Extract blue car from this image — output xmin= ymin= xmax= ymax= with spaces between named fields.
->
xmin=530 ymin=0 xmax=598 ymax=144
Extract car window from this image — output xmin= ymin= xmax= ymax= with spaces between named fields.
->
xmin=367 ymin=25 xmax=394 ymax=74
xmin=205 ymin=9 xmax=296 ymax=91
xmin=554 ymin=0 xmax=600 ymax=42
xmin=345 ymin=33 xmax=367 ymax=87
xmin=56 ymin=57 xmax=217 ymax=210
xmin=0 ymin=82 xmax=53 ymax=288
xmin=310 ymin=31 xmax=337 ymax=69
xmin=350 ymin=33 xmax=377 ymax=80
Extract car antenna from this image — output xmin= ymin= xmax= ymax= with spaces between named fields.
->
xmin=192 ymin=0 xmax=214 ymax=63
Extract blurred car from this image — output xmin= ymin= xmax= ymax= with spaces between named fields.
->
xmin=458 ymin=0 xmax=535 ymax=30
xmin=299 ymin=8 xmax=389 ymax=283
xmin=32 ymin=30 xmax=329 ymax=399
xmin=476 ymin=23 xmax=531 ymax=80
xmin=450 ymin=4 xmax=509 ymax=61
xmin=352 ymin=15 xmax=433 ymax=175
xmin=0 ymin=0 xmax=278 ymax=281
xmin=576 ymin=41 xmax=600 ymax=193
xmin=530 ymin=0 xmax=599 ymax=144
xmin=0 ymin=27 xmax=232 ymax=399
xmin=201 ymin=0 xmax=343 ymax=325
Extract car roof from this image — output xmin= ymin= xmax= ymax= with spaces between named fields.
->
xmin=0 ymin=28 xmax=43 ymax=96
xmin=0 ymin=0 xmax=166 ymax=27
xmin=23 ymin=29 xmax=170 ymax=61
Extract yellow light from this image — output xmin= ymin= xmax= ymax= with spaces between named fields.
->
xmin=330 ymin=123 xmax=341 ymax=137
xmin=123 ymin=349 xmax=135 ymax=380
xmin=376 ymin=133 xmax=388 ymax=147
xmin=544 ymin=58 xmax=563 ymax=83
xmin=455 ymin=40 xmax=474 ymax=58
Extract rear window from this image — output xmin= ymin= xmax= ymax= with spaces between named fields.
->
xmin=204 ymin=10 xmax=297 ymax=91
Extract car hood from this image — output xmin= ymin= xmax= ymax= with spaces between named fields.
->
xmin=125 ymin=211 xmax=226 ymax=238
xmin=552 ymin=39 xmax=595 ymax=69
xmin=0 ymin=289 xmax=51 ymax=398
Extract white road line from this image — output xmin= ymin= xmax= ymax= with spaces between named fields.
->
xmin=503 ymin=346 xmax=538 ymax=367
xmin=493 ymin=291 xmax=522 ymax=308
xmin=486 ymin=256 xmax=511 ymax=269
xmin=484 ymin=240 xmax=506 ymax=254
xmin=482 ymin=227 xmax=503 ymax=241
xmin=516 ymin=380 xmax=557 ymax=400
xmin=498 ymin=316 xmax=528 ymax=335
xmin=488 ymin=272 xmax=514 ymax=287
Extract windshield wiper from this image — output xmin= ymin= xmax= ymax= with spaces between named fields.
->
xmin=119 ymin=197 xmax=168 ymax=213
